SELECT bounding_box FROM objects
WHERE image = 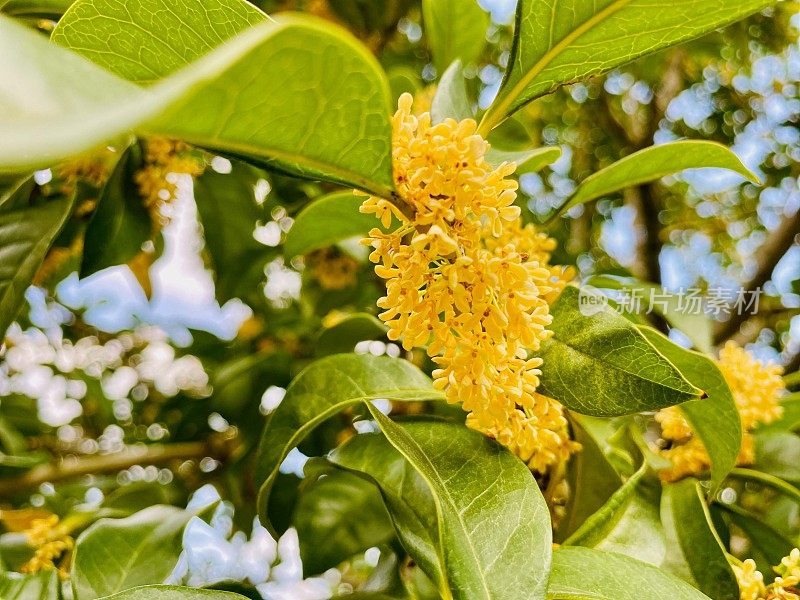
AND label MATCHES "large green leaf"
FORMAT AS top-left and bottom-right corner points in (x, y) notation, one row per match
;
(660, 479), (739, 600)
(95, 587), (246, 600)
(2, 13), (394, 195)
(422, 0), (489, 74)
(193, 162), (275, 303)
(538, 285), (702, 416)
(0, 194), (75, 337)
(564, 467), (666, 566)
(348, 413), (552, 600)
(753, 432), (800, 484)
(639, 328), (741, 493)
(719, 503), (795, 581)
(554, 415), (621, 542)
(284, 191), (381, 259)
(70, 505), (193, 600)
(255, 354), (442, 514)
(547, 547), (712, 600)
(553, 141), (757, 217)
(81, 143), (151, 277)
(479, 0), (779, 131)
(588, 275), (713, 353)
(430, 61), (472, 124)
(293, 469), (395, 574)
(330, 432), (444, 591)
(0, 571), (60, 600)
(51, 0), (264, 83)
